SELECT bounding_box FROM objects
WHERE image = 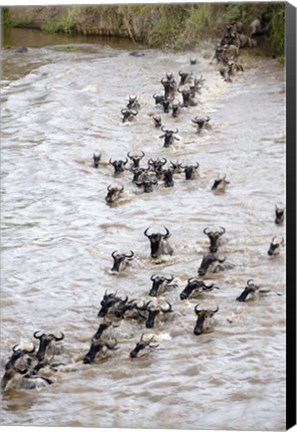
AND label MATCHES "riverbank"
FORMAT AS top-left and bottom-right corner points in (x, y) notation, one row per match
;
(3, 3), (285, 57)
